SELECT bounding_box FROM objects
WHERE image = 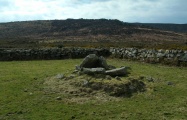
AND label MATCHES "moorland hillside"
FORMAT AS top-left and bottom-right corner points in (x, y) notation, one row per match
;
(0, 19), (186, 49)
